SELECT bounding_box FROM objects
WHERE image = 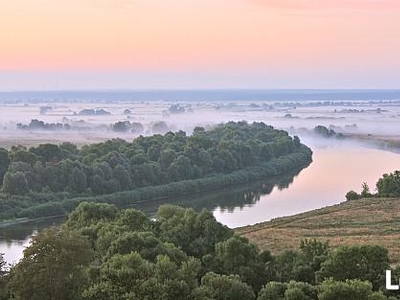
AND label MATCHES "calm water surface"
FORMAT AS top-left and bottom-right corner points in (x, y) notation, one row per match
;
(2, 141), (400, 264)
